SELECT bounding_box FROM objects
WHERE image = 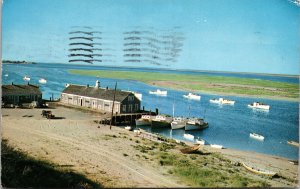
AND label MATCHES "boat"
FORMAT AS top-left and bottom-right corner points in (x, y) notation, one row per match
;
(210, 144), (223, 149)
(183, 133), (194, 140)
(249, 133), (264, 141)
(183, 93), (201, 100)
(65, 83), (70, 88)
(196, 138), (205, 145)
(39, 78), (47, 84)
(248, 102), (270, 110)
(209, 98), (235, 105)
(287, 140), (299, 147)
(149, 89), (167, 96)
(135, 115), (153, 126)
(151, 115), (172, 128)
(4, 74), (8, 77)
(185, 118), (208, 131)
(180, 145), (200, 154)
(171, 117), (187, 130)
(23, 76), (30, 81)
(241, 162), (277, 177)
